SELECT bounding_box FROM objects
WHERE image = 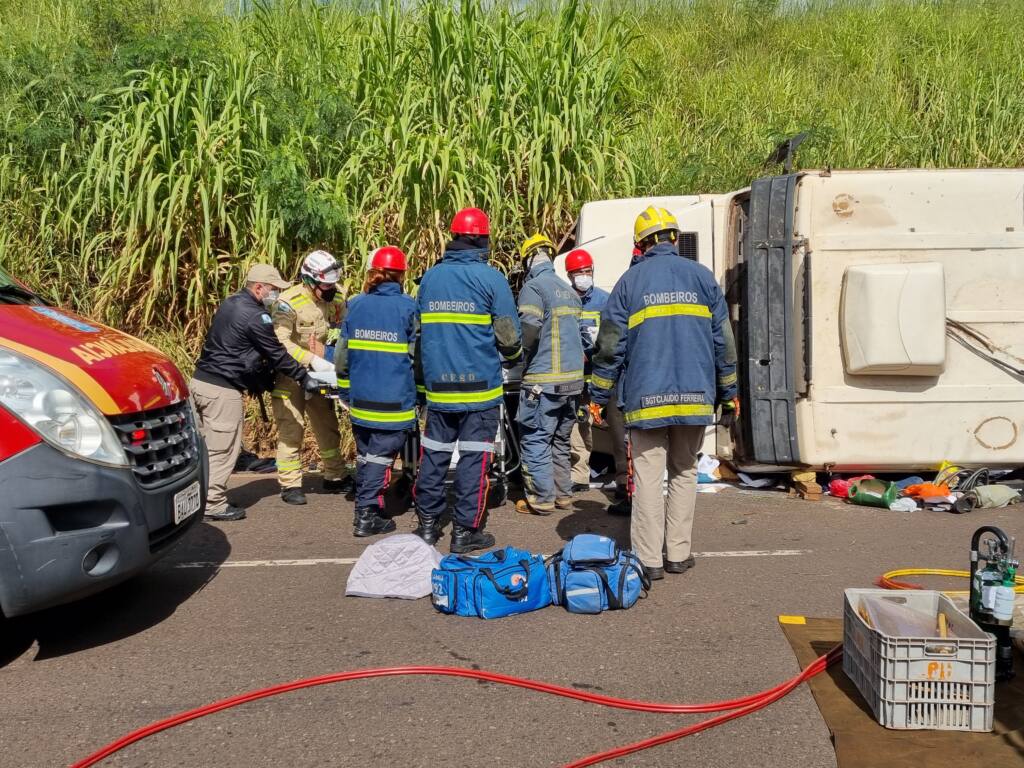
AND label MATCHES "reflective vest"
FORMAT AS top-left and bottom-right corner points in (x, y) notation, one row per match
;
(578, 285), (609, 381)
(590, 242), (737, 429)
(416, 247), (522, 412)
(518, 260), (584, 394)
(337, 282), (418, 430)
